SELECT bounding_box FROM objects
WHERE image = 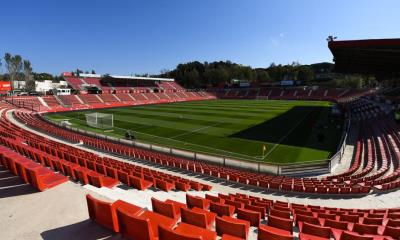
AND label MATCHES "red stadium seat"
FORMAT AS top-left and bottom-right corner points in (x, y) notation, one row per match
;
(158, 225), (203, 240)
(165, 199), (188, 215)
(129, 176), (153, 190)
(173, 222), (217, 240)
(117, 208), (159, 240)
(270, 208), (291, 219)
(209, 201), (235, 217)
(151, 197), (180, 223)
(381, 225), (400, 239)
(299, 222), (331, 240)
(338, 231), (374, 240)
(258, 224), (294, 240)
(237, 208), (261, 226)
(24, 165), (68, 191)
(181, 207), (216, 230)
(351, 223), (379, 235)
(155, 178), (175, 192)
(267, 215), (294, 234)
(205, 194), (223, 203)
(215, 216), (249, 240)
(186, 194), (210, 210)
(136, 210), (176, 238)
(86, 194), (119, 232)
